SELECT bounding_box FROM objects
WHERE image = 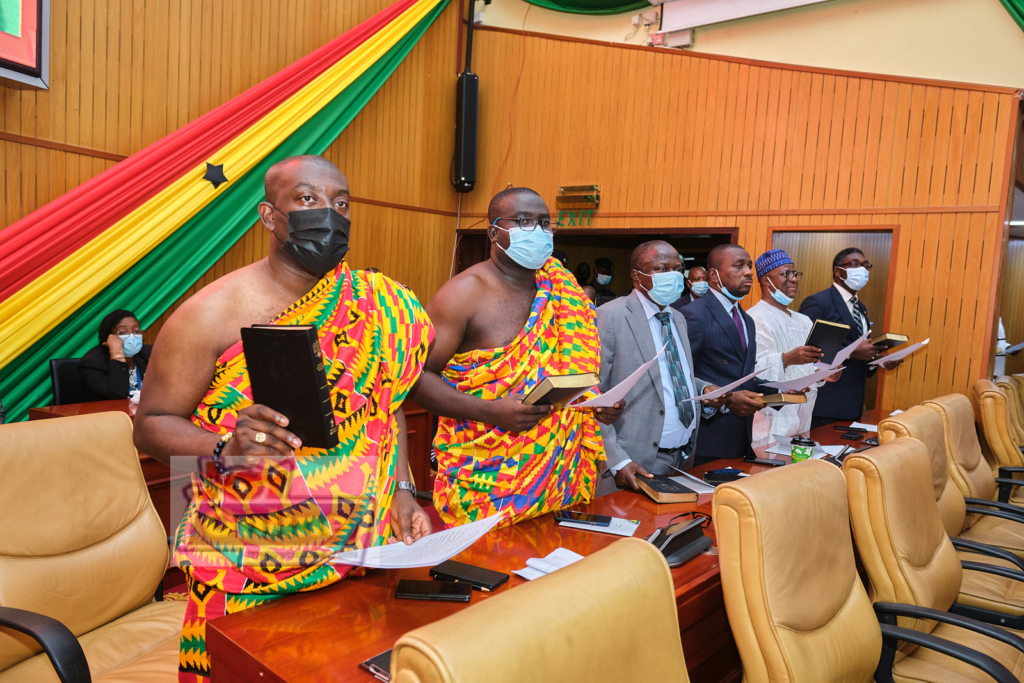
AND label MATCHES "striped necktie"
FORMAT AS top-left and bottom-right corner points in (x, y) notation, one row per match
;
(850, 296), (864, 336)
(654, 311), (695, 426)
